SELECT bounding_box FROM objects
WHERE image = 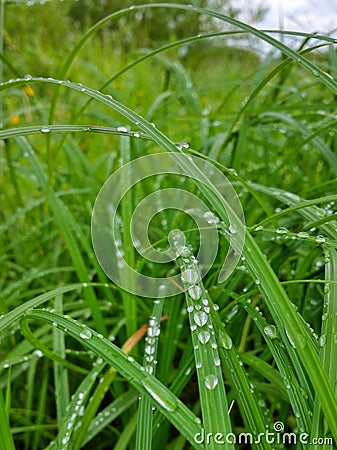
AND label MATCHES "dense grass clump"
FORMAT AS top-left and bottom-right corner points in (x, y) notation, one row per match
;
(1, 3), (337, 450)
